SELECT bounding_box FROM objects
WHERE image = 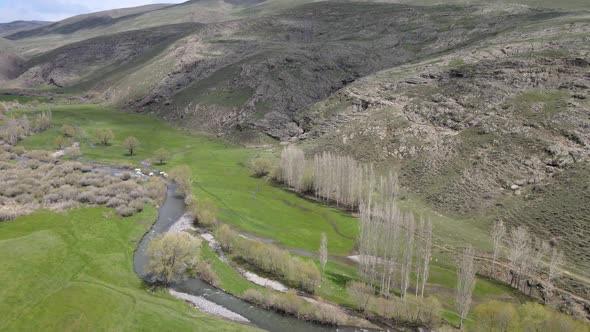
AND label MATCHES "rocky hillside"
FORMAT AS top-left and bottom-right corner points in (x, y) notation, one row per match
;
(0, 0), (589, 279)
(298, 10), (590, 273)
